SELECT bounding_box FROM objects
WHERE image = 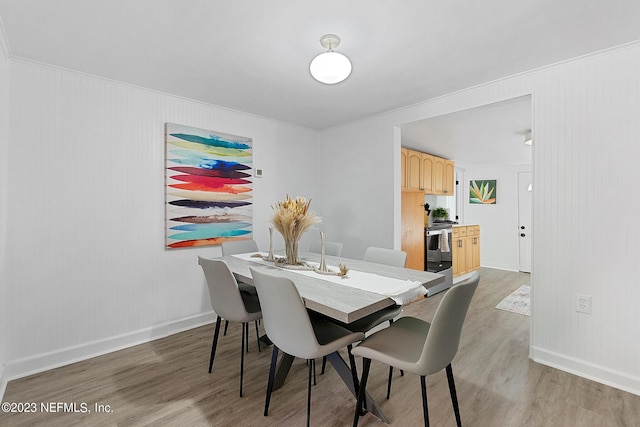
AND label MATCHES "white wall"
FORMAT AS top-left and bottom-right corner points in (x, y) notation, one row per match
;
(316, 120), (401, 259)
(3, 59), (319, 381)
(461, 164), (531, 271)
(0, 21), (10, 397)
(318, 41), (640, 395)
